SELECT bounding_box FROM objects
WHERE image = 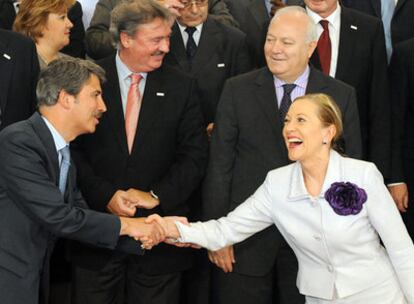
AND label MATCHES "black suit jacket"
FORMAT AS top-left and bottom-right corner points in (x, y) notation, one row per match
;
(0, 112), (120, 304)
(0, 29), (39, 130)
(0, 0), (15, 29)
(389, 38), (414, 183)
(61, 1), (86, 58)
(70, 56), (209, 273)
(310, 6), (391, 178)
(202, 66), (362, 276)
(164, 18), (252, 124)
(224, 0), (268, 67)
(340, 0), (381, 17)
(391, 0), (414, 46)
